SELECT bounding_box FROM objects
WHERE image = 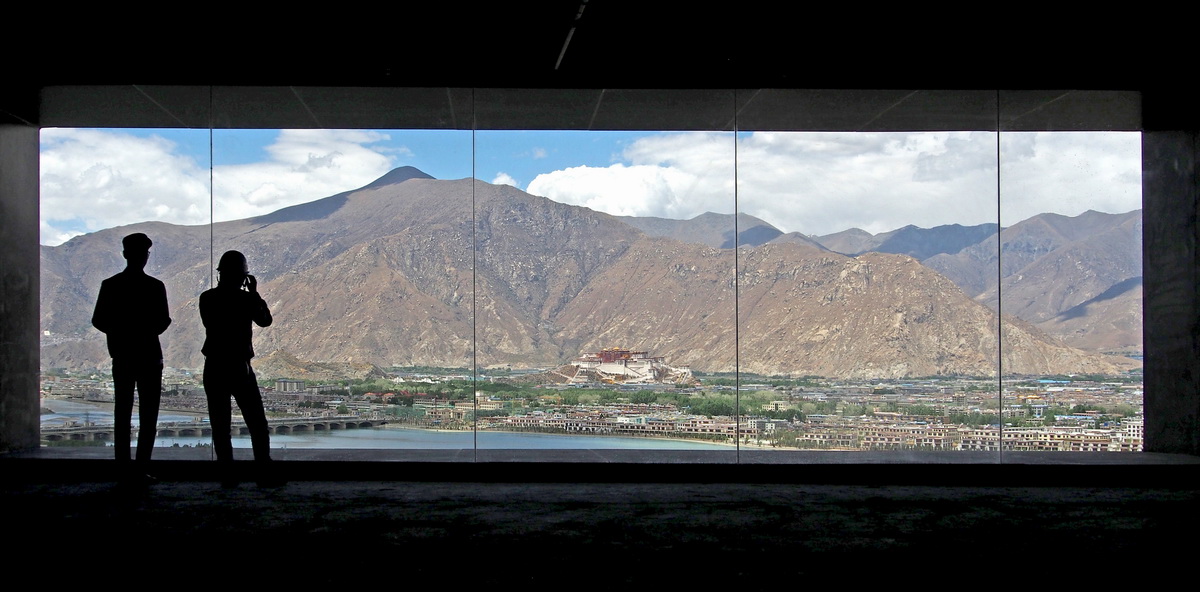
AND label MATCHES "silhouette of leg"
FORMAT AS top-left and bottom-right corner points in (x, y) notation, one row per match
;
(111, 358), (134, 463)
(134, 362), (163, 464)
(235, 370), (271, 462)
(203, 360), (235, 464)
(234, 365), (283, 486)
